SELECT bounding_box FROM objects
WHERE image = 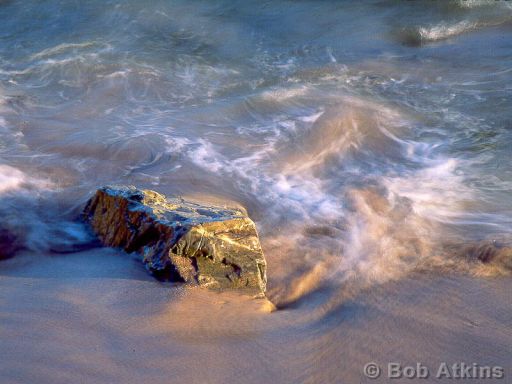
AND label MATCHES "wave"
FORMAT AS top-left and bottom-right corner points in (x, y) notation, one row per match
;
(418, 20), (478, 42)
(393, 0), (512, 46)
(397, 20), (488, 46)
(454, 0), (512, 9)
(0, 164), (47, 193)
(0, 164), (93, 256)
(156, 90), (496, 305)
(29, 41), (100, 60)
